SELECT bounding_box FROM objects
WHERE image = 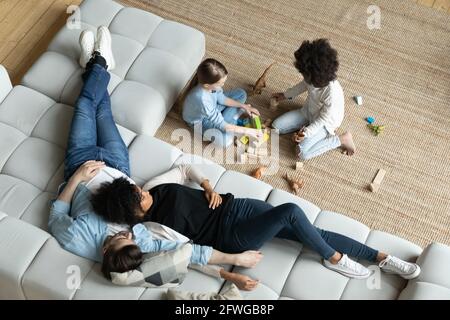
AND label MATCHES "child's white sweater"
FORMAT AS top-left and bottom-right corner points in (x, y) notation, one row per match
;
(285, 80), (345, 138)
